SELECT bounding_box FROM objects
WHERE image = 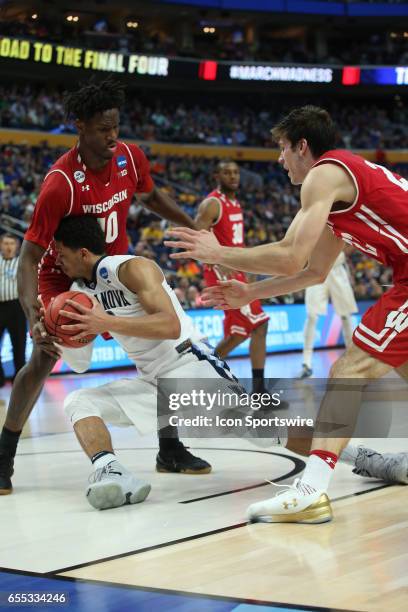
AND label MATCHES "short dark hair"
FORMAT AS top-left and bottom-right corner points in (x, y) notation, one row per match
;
(54, 216), (105, 254)
(64, 77), (125, 121)
(271, 105), (336, 157)
(216, 159), (239, 172)
(1, 233), (18, 241)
